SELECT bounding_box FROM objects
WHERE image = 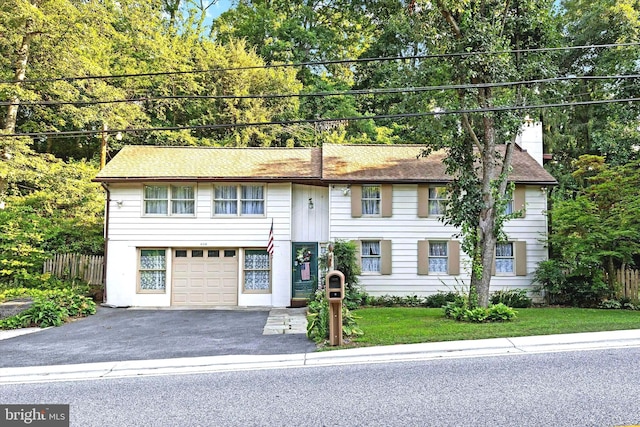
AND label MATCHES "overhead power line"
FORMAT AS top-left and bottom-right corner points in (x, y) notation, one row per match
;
(1, 97), (637, 139)
(2, 74), (638, 107)
(0, 42), (638, 85)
